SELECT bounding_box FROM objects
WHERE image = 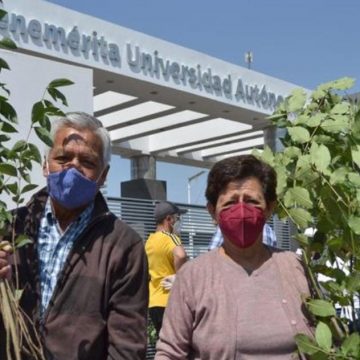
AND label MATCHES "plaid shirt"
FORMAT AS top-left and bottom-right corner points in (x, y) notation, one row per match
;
(37, 199), (94, 316)
(208, 223), (277, 250)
